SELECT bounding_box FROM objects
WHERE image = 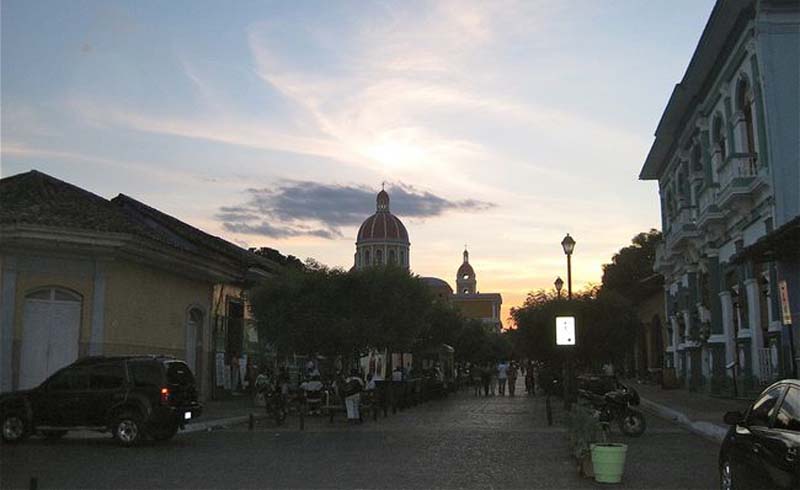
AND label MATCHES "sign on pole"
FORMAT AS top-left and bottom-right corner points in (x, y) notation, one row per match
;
(779, 280), (793, 325)
(556, 316), (576, 346)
